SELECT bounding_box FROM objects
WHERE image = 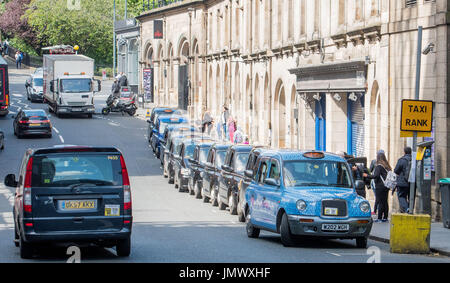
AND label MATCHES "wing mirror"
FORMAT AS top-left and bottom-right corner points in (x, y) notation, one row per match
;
(4, 174), (18, 187)
(264, 178), (280, 187)
(221, 165), (232, 172)
(244, 170), (253, 178)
